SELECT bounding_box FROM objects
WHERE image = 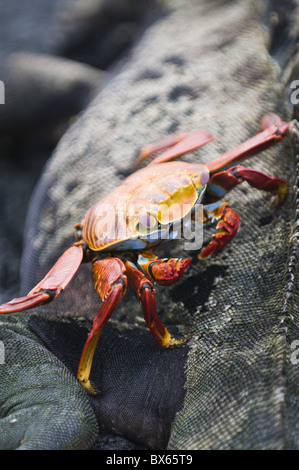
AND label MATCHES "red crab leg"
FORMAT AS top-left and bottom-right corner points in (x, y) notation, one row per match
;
(0, 244), (84, 313)
(208, 166), (288, 206)
(134, 129), (214, 168)
(199, 202), (240, 259)
(77, 257), (127, 395)
(206, 114), (290, 175)
(125, 260), (185, 347)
